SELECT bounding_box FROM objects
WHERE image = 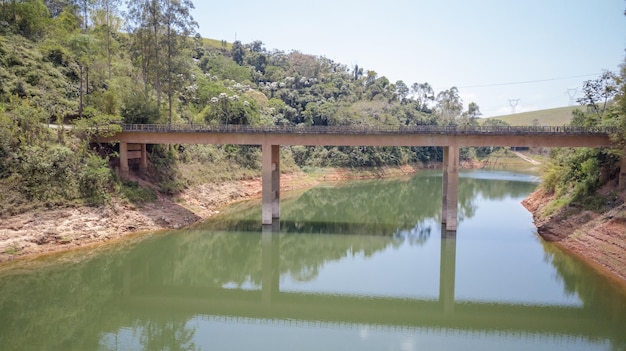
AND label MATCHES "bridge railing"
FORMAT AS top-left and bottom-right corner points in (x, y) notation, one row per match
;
(120, 124), (617, 135)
